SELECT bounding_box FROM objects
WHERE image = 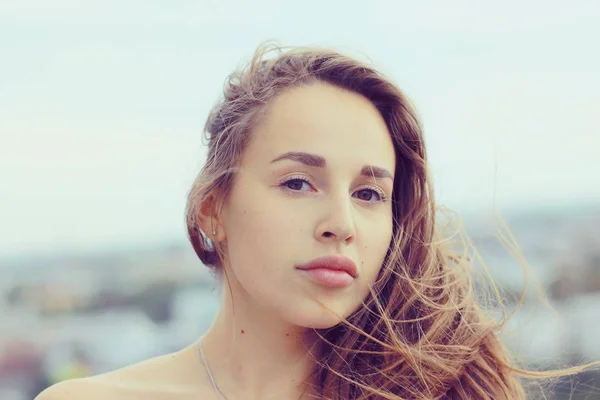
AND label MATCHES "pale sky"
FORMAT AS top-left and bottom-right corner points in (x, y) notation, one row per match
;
(1, 1), (599, 257)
